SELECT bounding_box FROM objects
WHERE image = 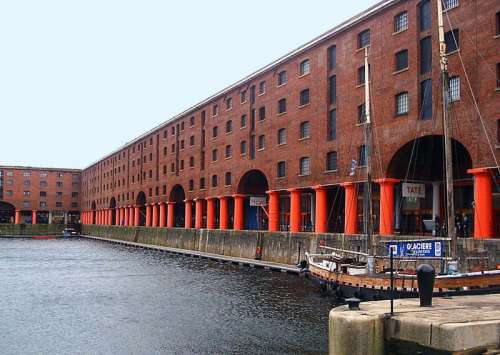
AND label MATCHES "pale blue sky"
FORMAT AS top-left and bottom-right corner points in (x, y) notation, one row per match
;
(0, 0), (380, 169)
